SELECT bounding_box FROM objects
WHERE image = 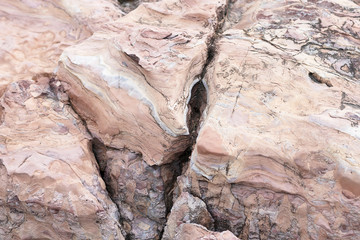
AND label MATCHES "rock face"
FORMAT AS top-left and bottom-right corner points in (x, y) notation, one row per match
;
(0, 0), (121, 94)
(173, 223), (240, 240)
(58, 0), (227, 166)
(0, 77), (124, 239)
(186, 0), (360, 239)
(162, 192), (214, 240)
(1, 0), (360, 239)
